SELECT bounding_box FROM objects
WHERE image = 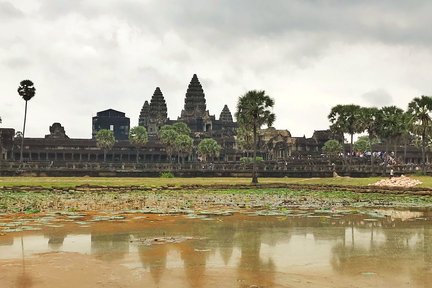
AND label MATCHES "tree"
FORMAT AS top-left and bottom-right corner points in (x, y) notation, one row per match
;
(328, 104), (363, 161)
(353, 136), (371, 154)
(377, 106), (405, 166)
(172, 122), (191, 136)
(96, 129), (115, 162)
(175, 134), (193, 164)
(159, 125), (179, 163)
(407, 96), (432, 169)
(198, 138), (221, 162)
(235, 90), (275, 184)
(323, 139), (343, 160)
(129, 126), (148, 163)
(359, 107), (381, 165)
(236, 126), (254, 156)
(17, 80), (36, 162)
